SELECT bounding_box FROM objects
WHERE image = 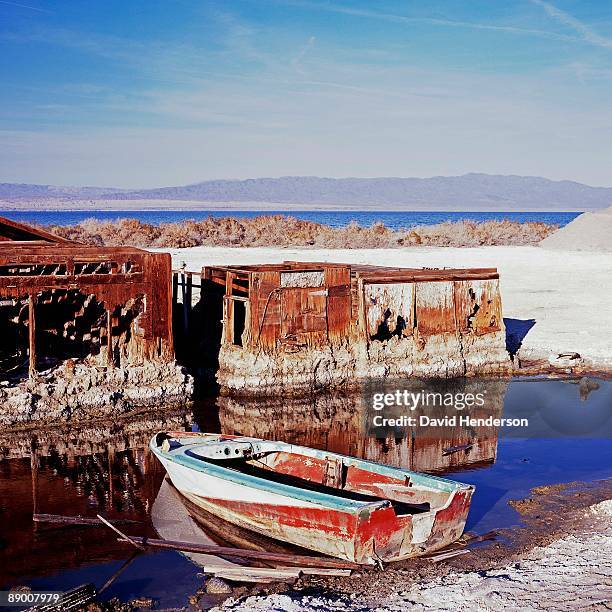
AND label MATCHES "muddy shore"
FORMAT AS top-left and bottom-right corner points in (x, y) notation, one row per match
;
(210, 479), (612, 611)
